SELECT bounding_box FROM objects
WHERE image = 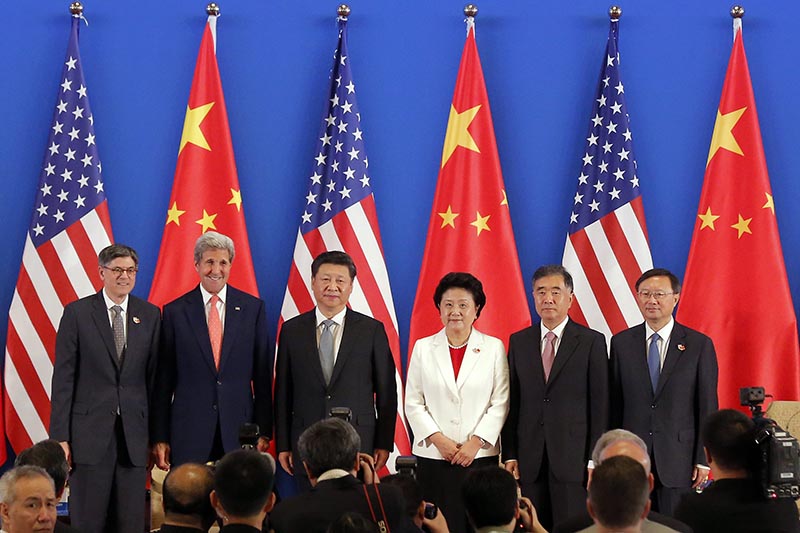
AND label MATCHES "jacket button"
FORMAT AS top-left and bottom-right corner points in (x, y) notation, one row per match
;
(212, 405), (218, 411)
(650, 404), (656, 409)
(217, 380), (222, 385)
(326, 395), (332, 400)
